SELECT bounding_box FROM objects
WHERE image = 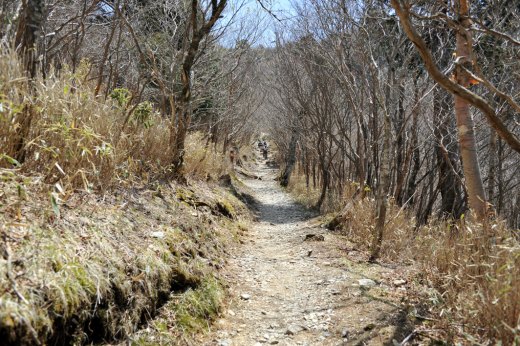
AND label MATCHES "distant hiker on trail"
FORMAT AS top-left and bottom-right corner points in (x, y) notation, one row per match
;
(229, 147), (236, 165)
(261, 140), (268, 159)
